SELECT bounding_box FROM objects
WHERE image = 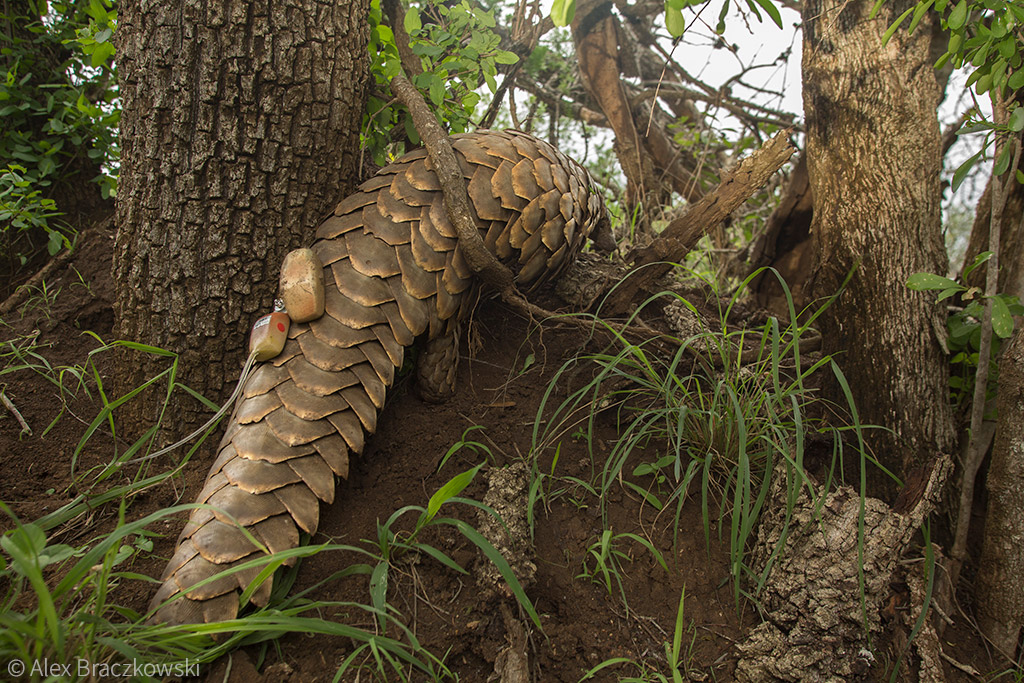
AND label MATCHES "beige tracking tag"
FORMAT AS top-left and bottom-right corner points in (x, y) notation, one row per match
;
(280, 248), (325, 323)
(249, 311), (290, 361)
